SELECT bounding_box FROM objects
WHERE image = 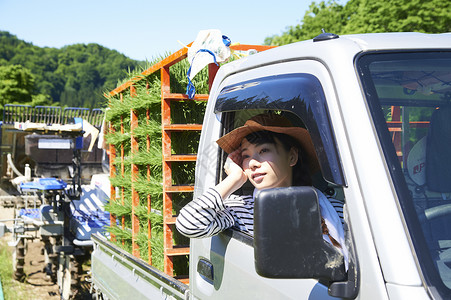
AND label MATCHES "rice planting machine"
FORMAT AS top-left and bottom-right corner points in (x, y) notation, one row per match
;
(0, 104), (110, 300)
